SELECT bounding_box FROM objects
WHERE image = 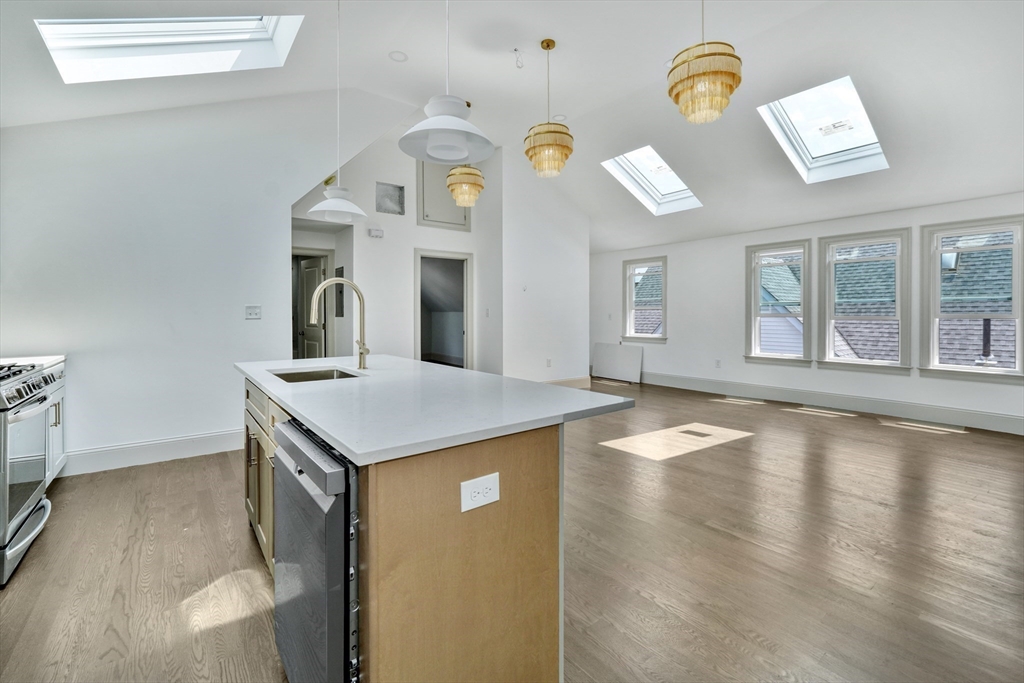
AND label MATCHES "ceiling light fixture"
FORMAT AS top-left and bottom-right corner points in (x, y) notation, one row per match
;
(667, 0), (742, 124)
(388, 50), (408, 62)
(398, 0), (494, 165)
(308, 1), (367, 224)
(524, 39), (574, 178)
(552, 114), (567, 122)
(446, 166), (484, 207)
